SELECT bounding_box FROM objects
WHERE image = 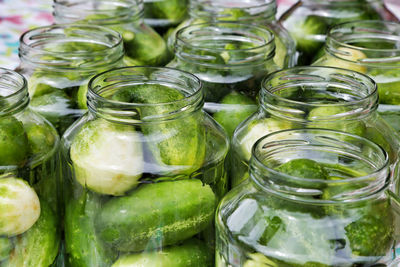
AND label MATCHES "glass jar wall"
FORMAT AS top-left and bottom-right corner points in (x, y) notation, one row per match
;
(169, 22), (278, 137)
(60, 67), (229, 266)
(217, 128), (400, 266)
(53, 0), (170, 66)
(17, 24), (124, 134)
(279, 0), (398, 65)
(313, 20), (400, 133)
(0, 68), (60, 266)
(167, 0), (296, 68)
(231, 66), (400, 188)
